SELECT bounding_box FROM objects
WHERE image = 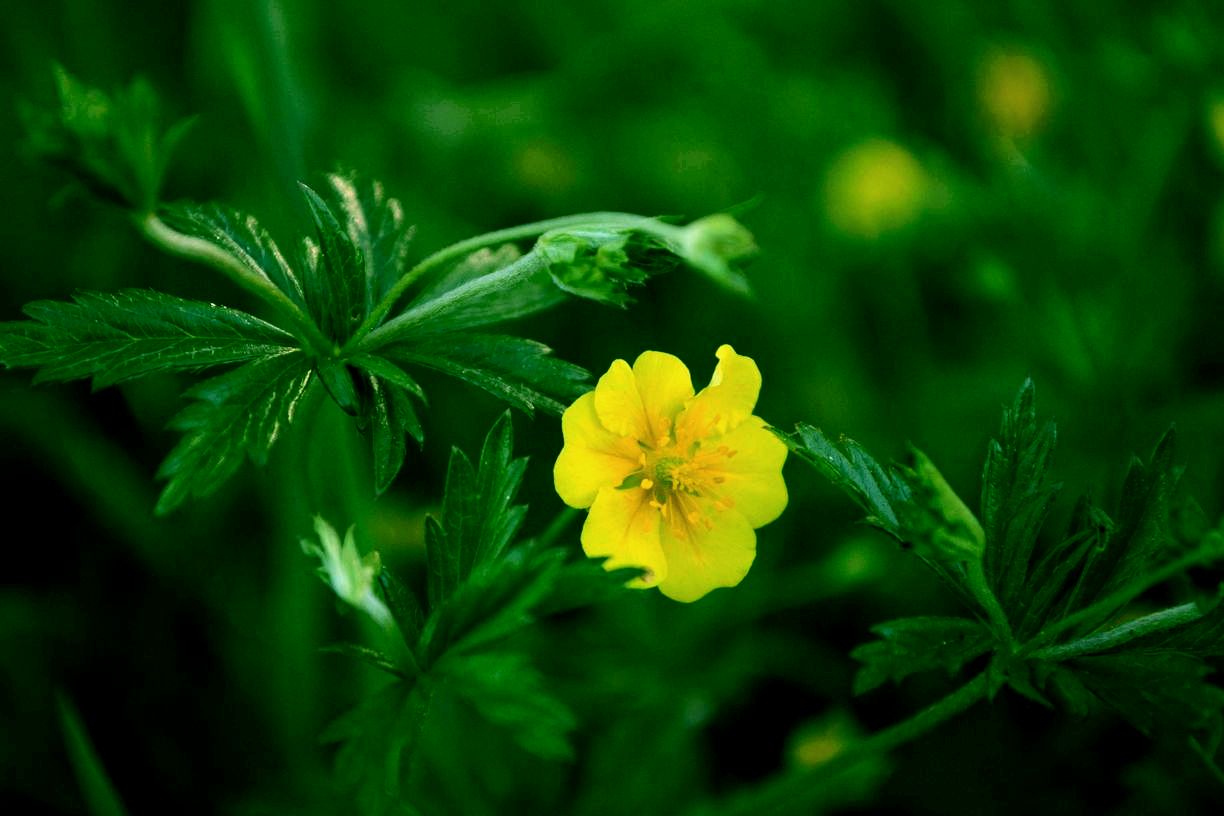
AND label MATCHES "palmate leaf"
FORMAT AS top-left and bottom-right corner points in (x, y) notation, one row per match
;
(441, 652), (576, 760)
(324, 173), (415, 307)
(851, 617), (992, 695)
(155, 350), (313, 513)
(0, 289), (295, 387)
